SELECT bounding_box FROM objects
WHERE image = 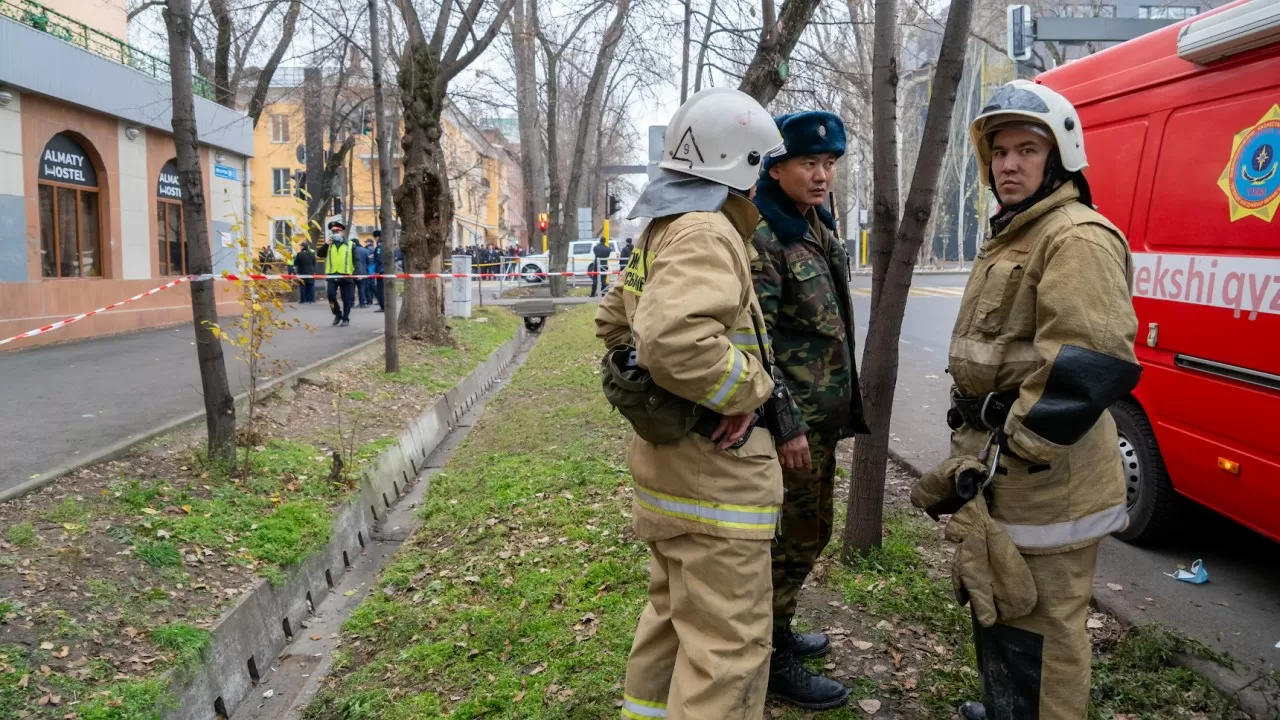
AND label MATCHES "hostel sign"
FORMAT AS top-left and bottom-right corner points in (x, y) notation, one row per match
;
(39, 134), (97, 188)
(157, 160), (182, 200)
